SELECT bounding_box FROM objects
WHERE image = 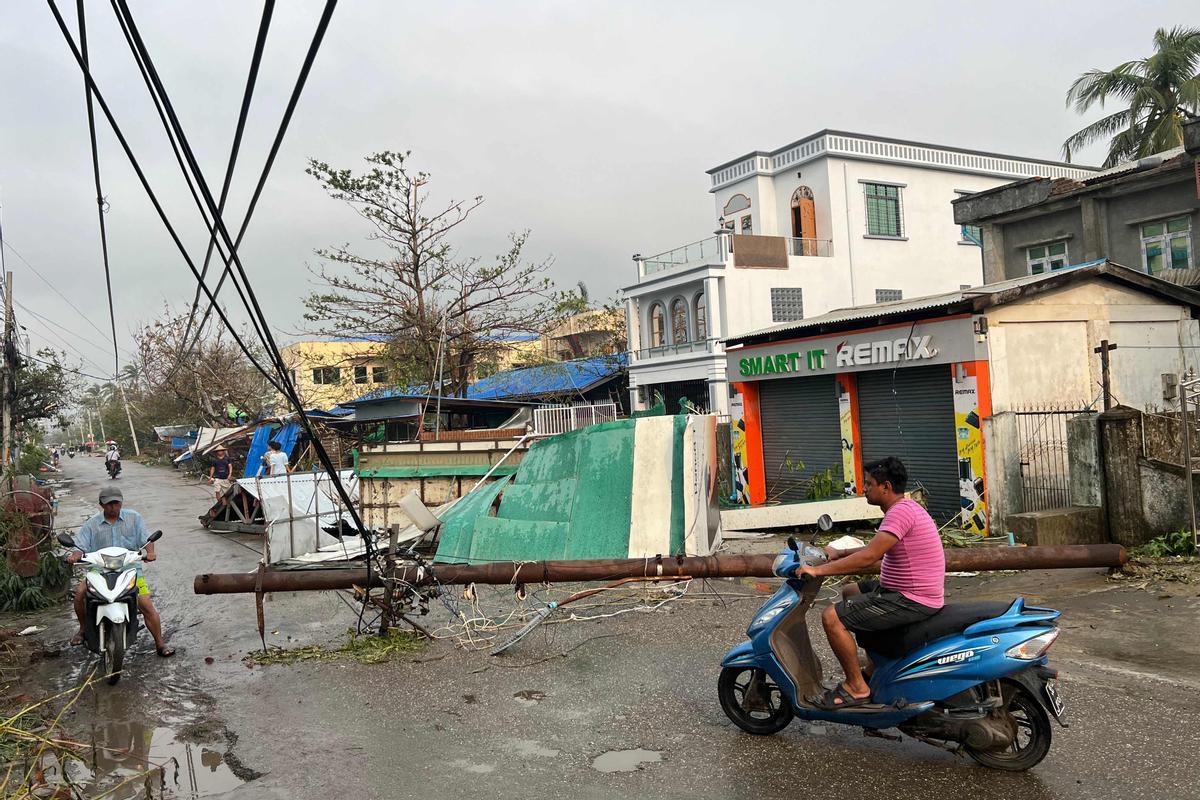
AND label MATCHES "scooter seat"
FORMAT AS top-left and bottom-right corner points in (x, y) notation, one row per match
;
(858, 601), (1012, 659)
